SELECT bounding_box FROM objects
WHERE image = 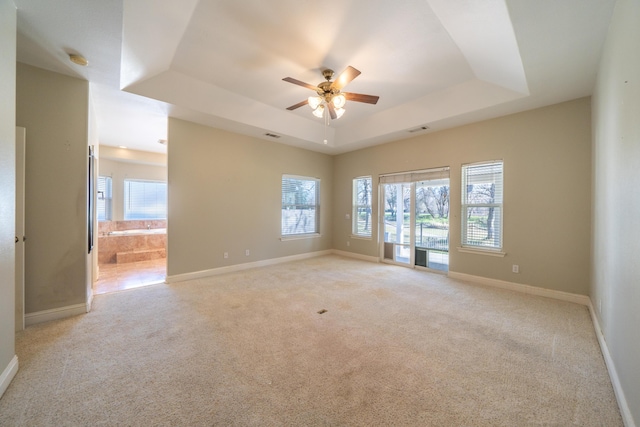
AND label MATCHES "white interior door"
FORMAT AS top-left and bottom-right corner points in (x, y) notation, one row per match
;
(15, 127), (25, 332)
